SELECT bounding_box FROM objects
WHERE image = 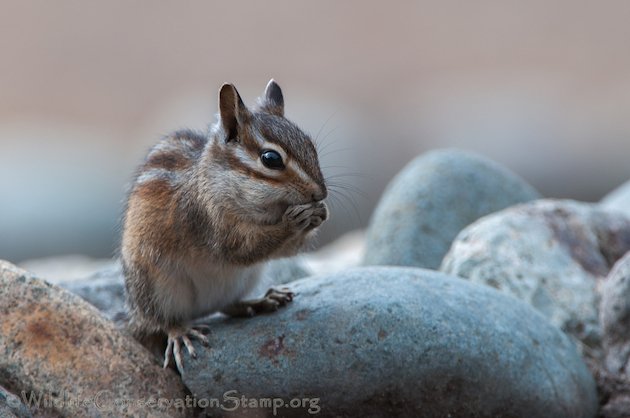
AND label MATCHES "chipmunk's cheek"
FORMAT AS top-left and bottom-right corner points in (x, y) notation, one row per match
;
(264, 201), (288, 223)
